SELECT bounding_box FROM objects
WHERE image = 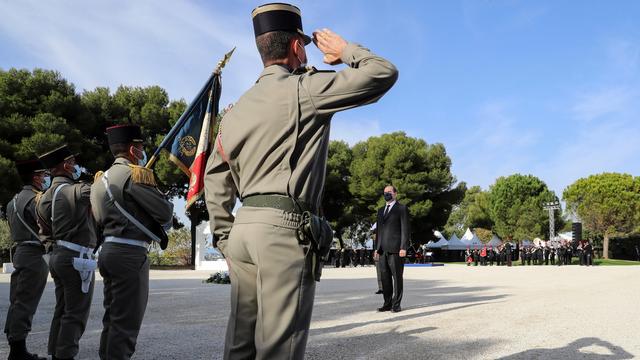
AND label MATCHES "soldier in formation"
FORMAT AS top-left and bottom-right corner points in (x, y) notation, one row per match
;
(4, 159), (50, 360)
